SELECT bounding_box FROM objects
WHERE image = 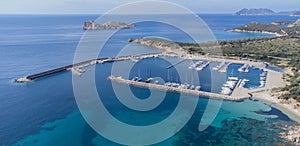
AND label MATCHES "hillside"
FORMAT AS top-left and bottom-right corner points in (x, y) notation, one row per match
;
(128, 38), (182, 51)
(130, 36), (300, 102)
(178, 36), (300, 102)
(232, 22), (300, 37)
(232, 22), (286, 36)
